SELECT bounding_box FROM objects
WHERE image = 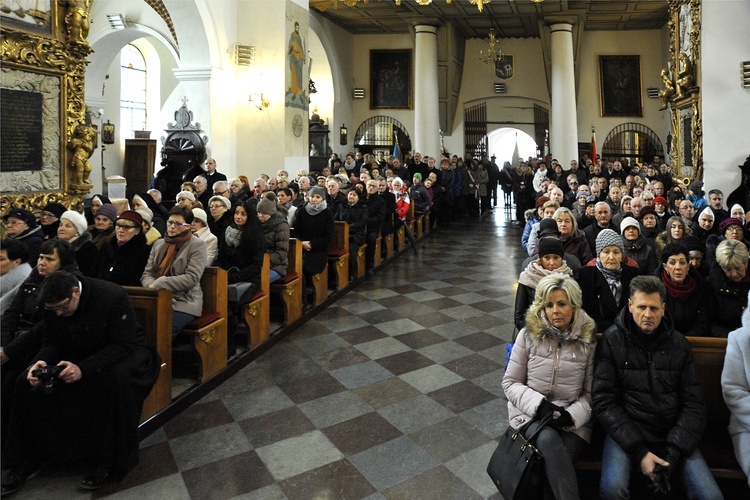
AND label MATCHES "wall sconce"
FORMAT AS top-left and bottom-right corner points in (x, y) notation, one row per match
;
(249, 92), (269, 110)
(340, 124), (348, 145)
